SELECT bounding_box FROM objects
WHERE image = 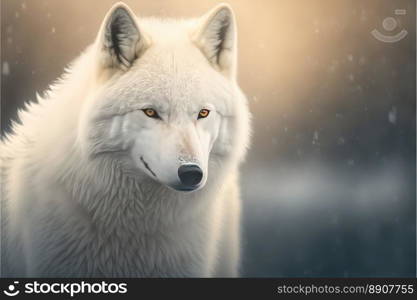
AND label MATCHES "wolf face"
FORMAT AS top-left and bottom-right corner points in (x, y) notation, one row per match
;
(79, 3), (242, 192)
